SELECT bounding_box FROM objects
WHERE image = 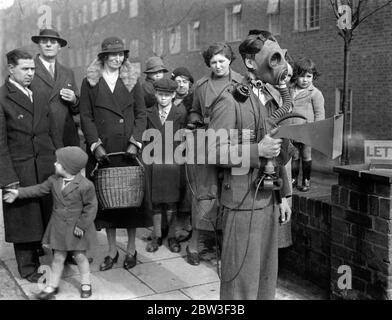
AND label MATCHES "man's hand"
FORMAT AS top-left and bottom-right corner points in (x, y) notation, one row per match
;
(3, 189), (19, 203)
(74, 226), (84, 238)
(60, 88), (77, 104)
(258, 134), (282, 158)
(279, 197), (292, 224)
(94, 145), (110, 165)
